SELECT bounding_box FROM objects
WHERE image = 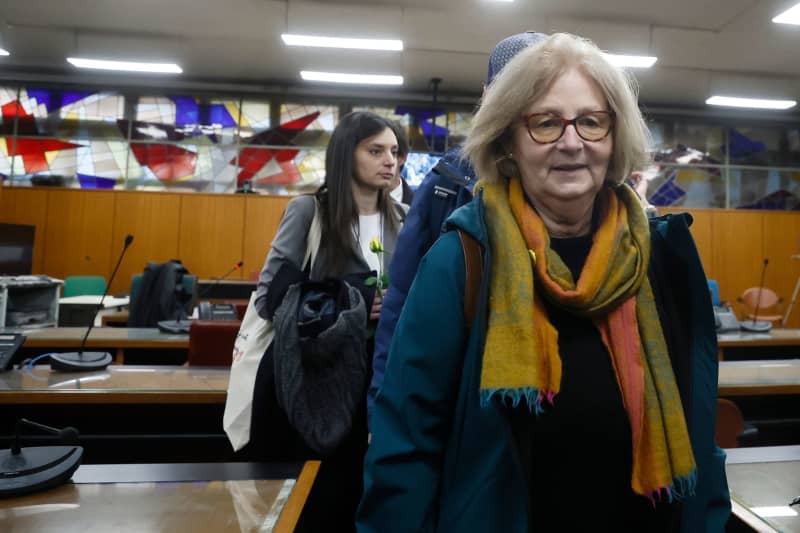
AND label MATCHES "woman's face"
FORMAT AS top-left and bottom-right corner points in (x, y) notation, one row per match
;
(511, 67), (613, 208)
(352, 127), (398, 192)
